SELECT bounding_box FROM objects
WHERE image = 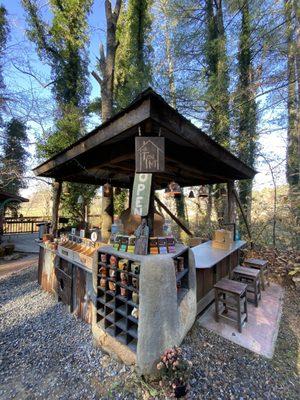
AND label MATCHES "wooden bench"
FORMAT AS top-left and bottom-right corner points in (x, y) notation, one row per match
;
(214, 278), (248, 333)
(233, 265), (261, 307)
(244, 258), (269, 290)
